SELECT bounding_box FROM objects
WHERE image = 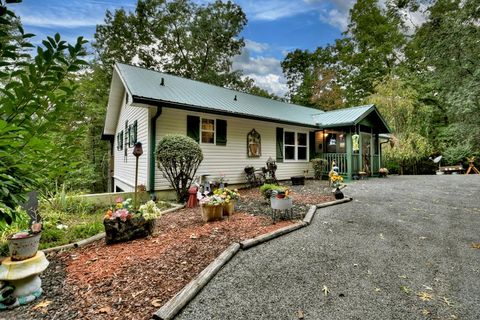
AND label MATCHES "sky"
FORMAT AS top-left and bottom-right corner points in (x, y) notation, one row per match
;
(10, 0), (358, 96)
